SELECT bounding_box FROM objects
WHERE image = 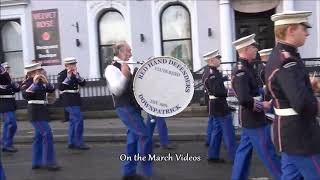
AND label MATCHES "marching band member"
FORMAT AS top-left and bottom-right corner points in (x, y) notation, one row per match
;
(0, 162), (4, 180)
(258, 49), (275, 116)
(266, 11), (320, 179)
(146, 115), (175, 150)
(231, 34), (281, 180)
(202, 57), (214, 147)
(0, 62), (20, 153)
(202, 50), (237, 163)
(105, 41), (152, 180)
(57, 57), (89, 150)
(0, 63), (7, 179)
(257, 49), (273, 99)
(21, 63), (60, 171)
